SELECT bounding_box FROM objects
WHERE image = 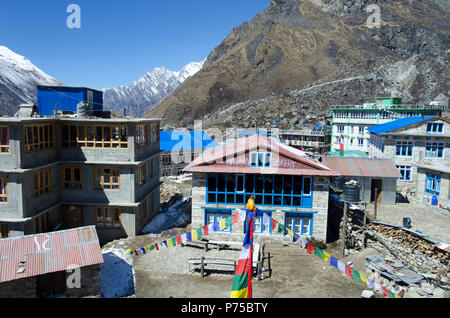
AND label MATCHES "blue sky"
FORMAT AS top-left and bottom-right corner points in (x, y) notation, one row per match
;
(0, 0), (269, 89)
